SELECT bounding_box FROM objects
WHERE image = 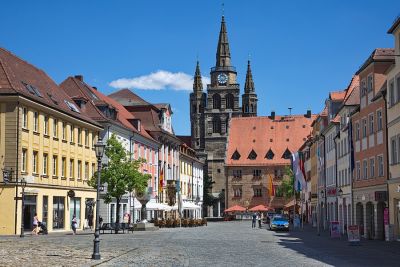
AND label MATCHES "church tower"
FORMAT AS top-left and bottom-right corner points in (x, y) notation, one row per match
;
(242, 60), (258, 117)
(190, 61), (206, 153)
